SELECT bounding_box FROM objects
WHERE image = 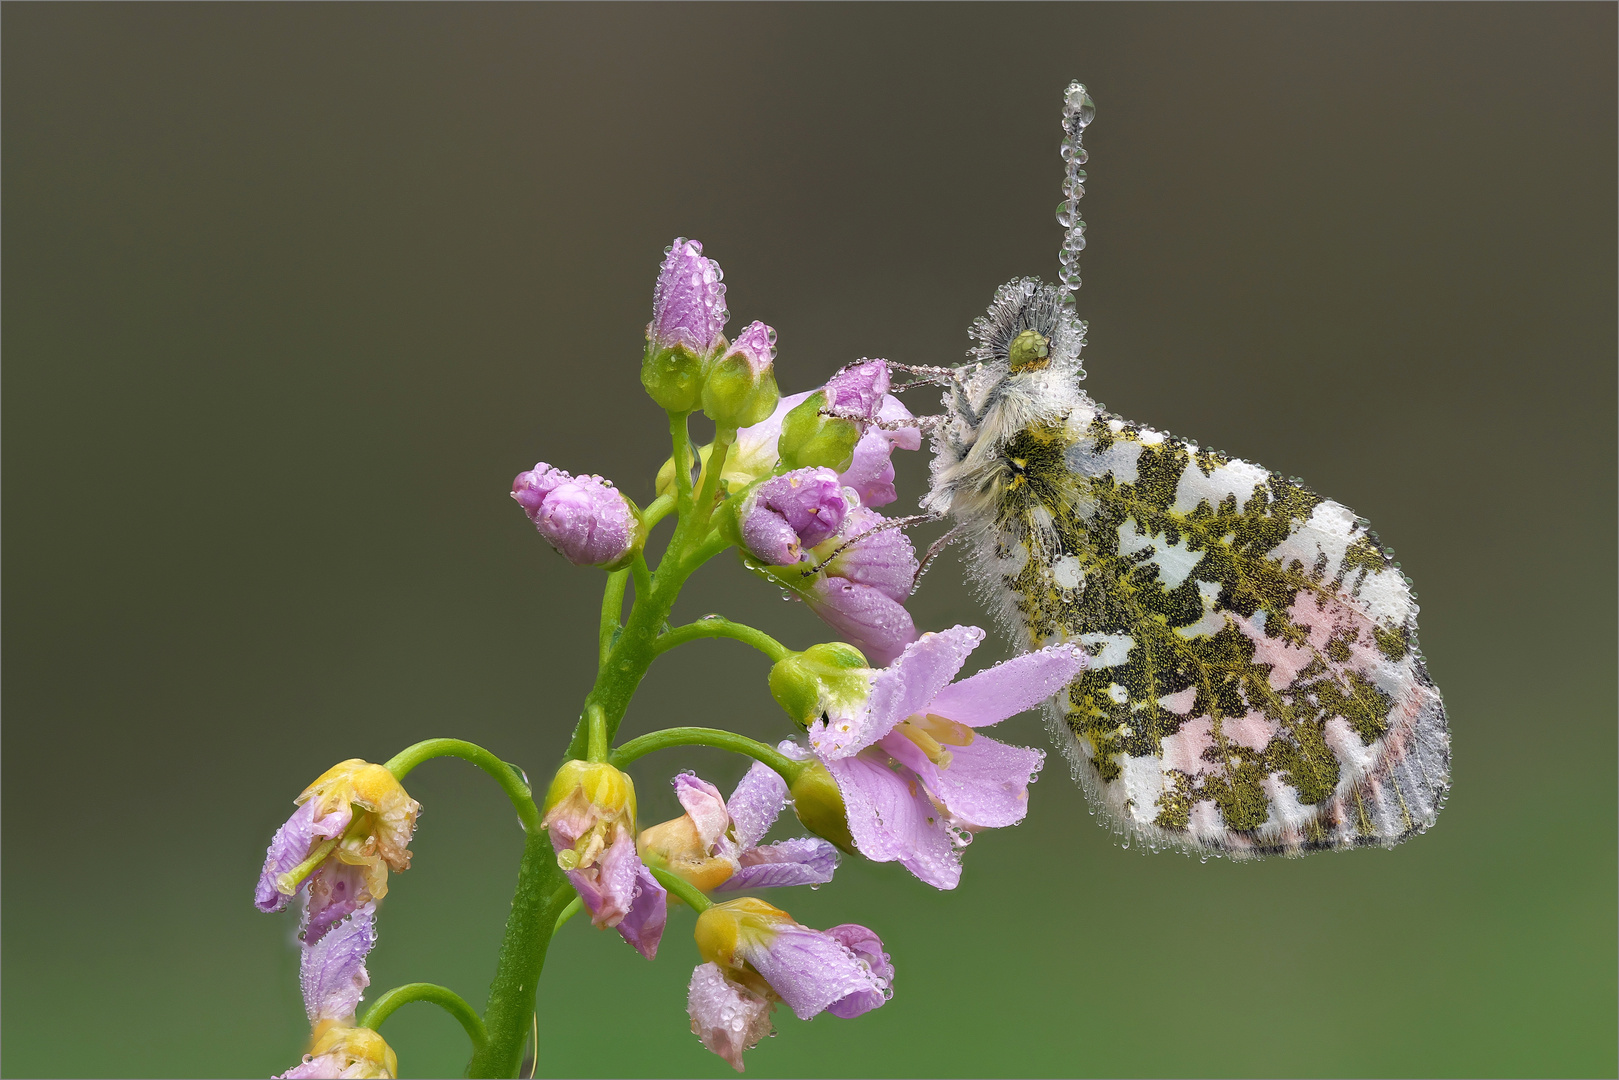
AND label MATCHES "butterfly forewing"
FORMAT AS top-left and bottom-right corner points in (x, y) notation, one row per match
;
(987, 404), (1449, 857)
